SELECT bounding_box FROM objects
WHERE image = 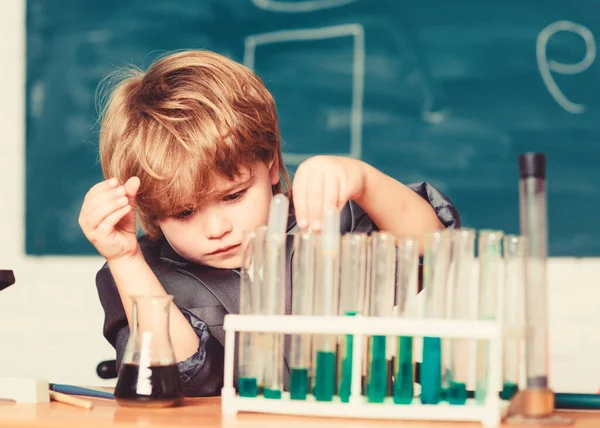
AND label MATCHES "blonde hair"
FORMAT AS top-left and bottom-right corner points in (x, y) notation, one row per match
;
(98, 50), (290, 239)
